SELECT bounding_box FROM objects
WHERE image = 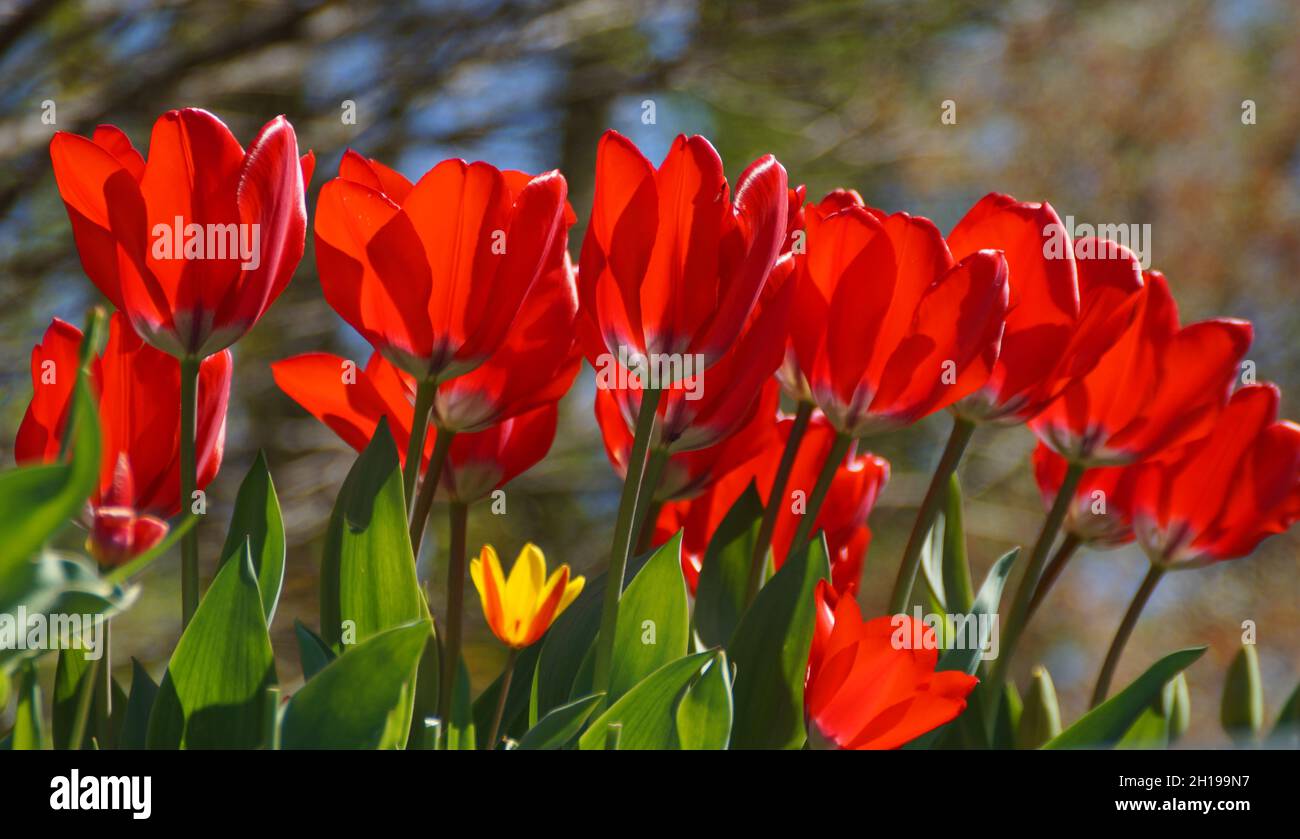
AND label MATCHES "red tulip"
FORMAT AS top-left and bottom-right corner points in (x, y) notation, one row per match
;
(578, 130), (789, 370)
(654, 411), (889, 596)
(15, 315), (231, 564)
(1032, 443), (1136, 548)
(49, 109), (313, 358)
(1130, 384), (1300, 566)
(790, 191), (1010, 437)
(272, 351), (558, 503)
(315, 151), (570, 383)
(805, 581), (978, 750)
(1030, 271), (1252, 465)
